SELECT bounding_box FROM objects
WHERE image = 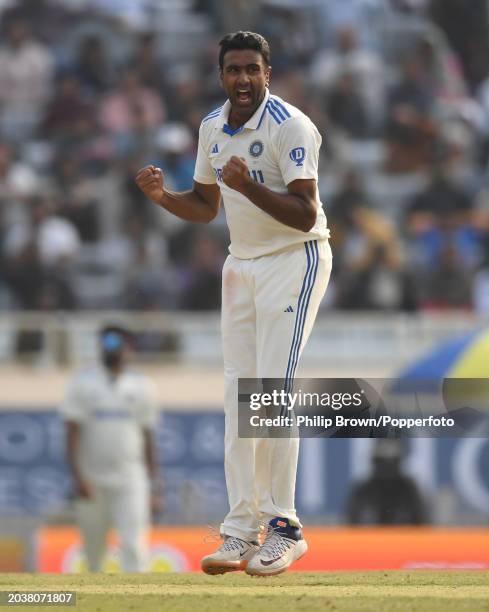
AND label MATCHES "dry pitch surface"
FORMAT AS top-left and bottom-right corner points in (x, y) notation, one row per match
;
(1, 571), (488, 612)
